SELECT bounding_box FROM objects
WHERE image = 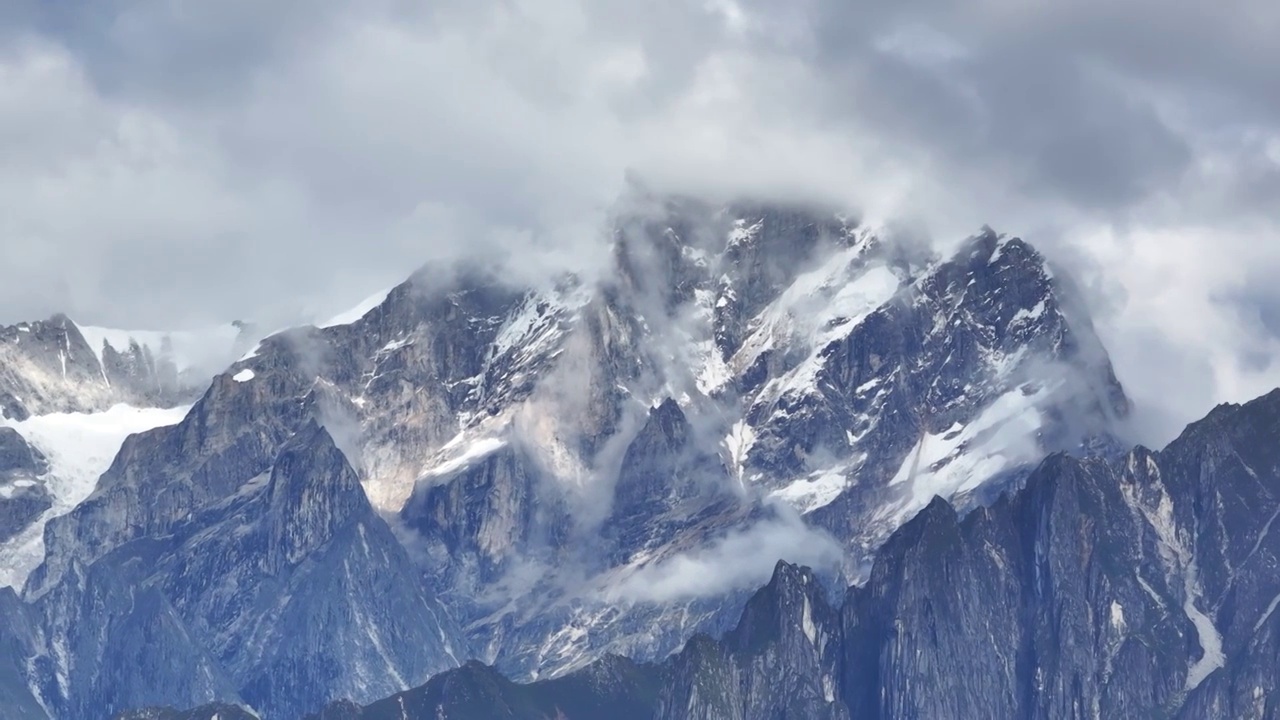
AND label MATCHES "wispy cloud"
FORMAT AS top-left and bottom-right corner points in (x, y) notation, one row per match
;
(1, 0), (1278, 440)
(604, 508), (844, 604)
